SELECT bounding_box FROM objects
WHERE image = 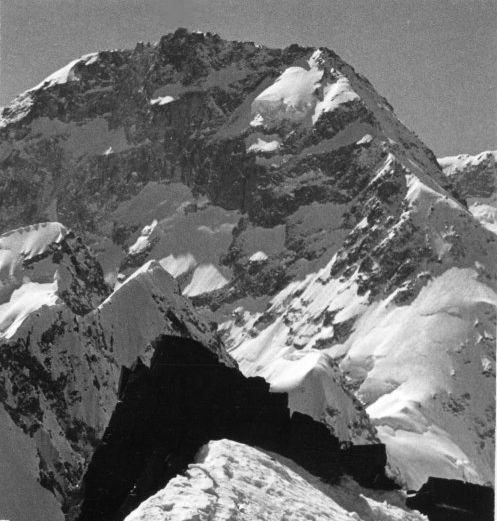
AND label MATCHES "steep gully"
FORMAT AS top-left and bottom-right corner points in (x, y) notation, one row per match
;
(74, 335), (493, 521)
